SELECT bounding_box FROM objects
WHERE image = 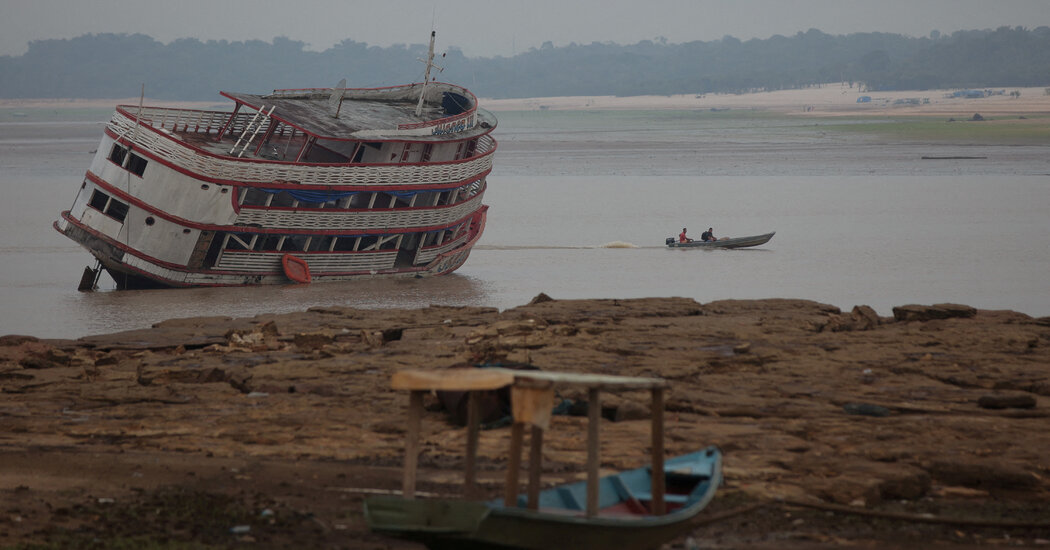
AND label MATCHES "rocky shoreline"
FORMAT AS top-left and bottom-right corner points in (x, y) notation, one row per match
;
(2, 297), (1048, 548)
